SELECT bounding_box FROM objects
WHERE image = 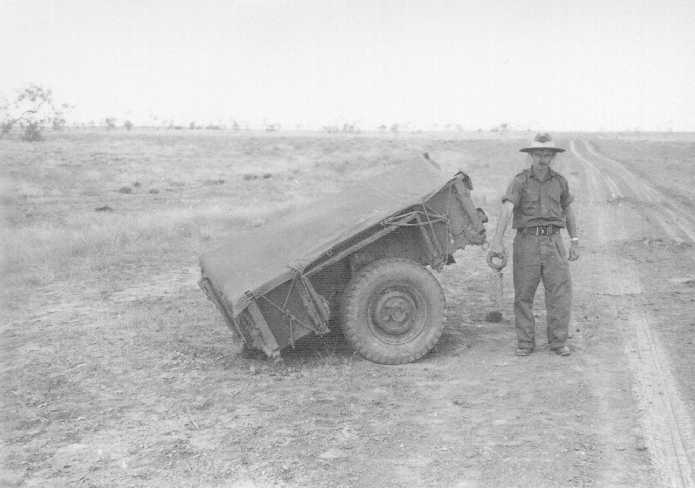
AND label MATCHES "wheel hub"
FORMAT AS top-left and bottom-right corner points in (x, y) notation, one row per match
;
(372, 290), (417, 335)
